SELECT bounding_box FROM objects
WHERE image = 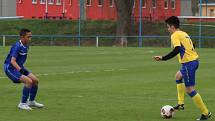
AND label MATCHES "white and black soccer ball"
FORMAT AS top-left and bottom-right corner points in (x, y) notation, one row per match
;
(160, 105), (175, 119)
